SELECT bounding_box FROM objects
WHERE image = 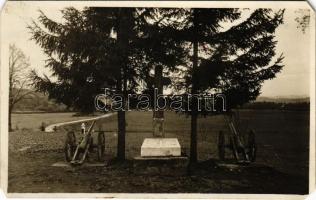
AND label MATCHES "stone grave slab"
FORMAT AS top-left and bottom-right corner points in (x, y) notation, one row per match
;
(141, 138), (181, 157)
